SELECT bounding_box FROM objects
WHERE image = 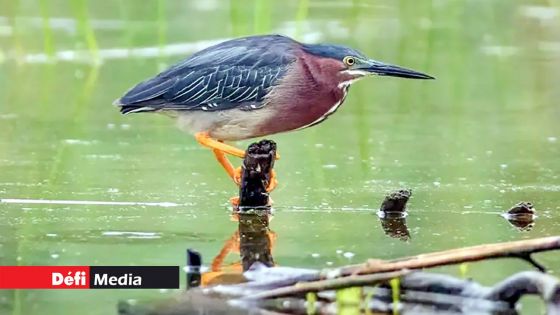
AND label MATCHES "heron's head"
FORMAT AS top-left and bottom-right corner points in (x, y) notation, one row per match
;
(302, 43), (434, 88)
